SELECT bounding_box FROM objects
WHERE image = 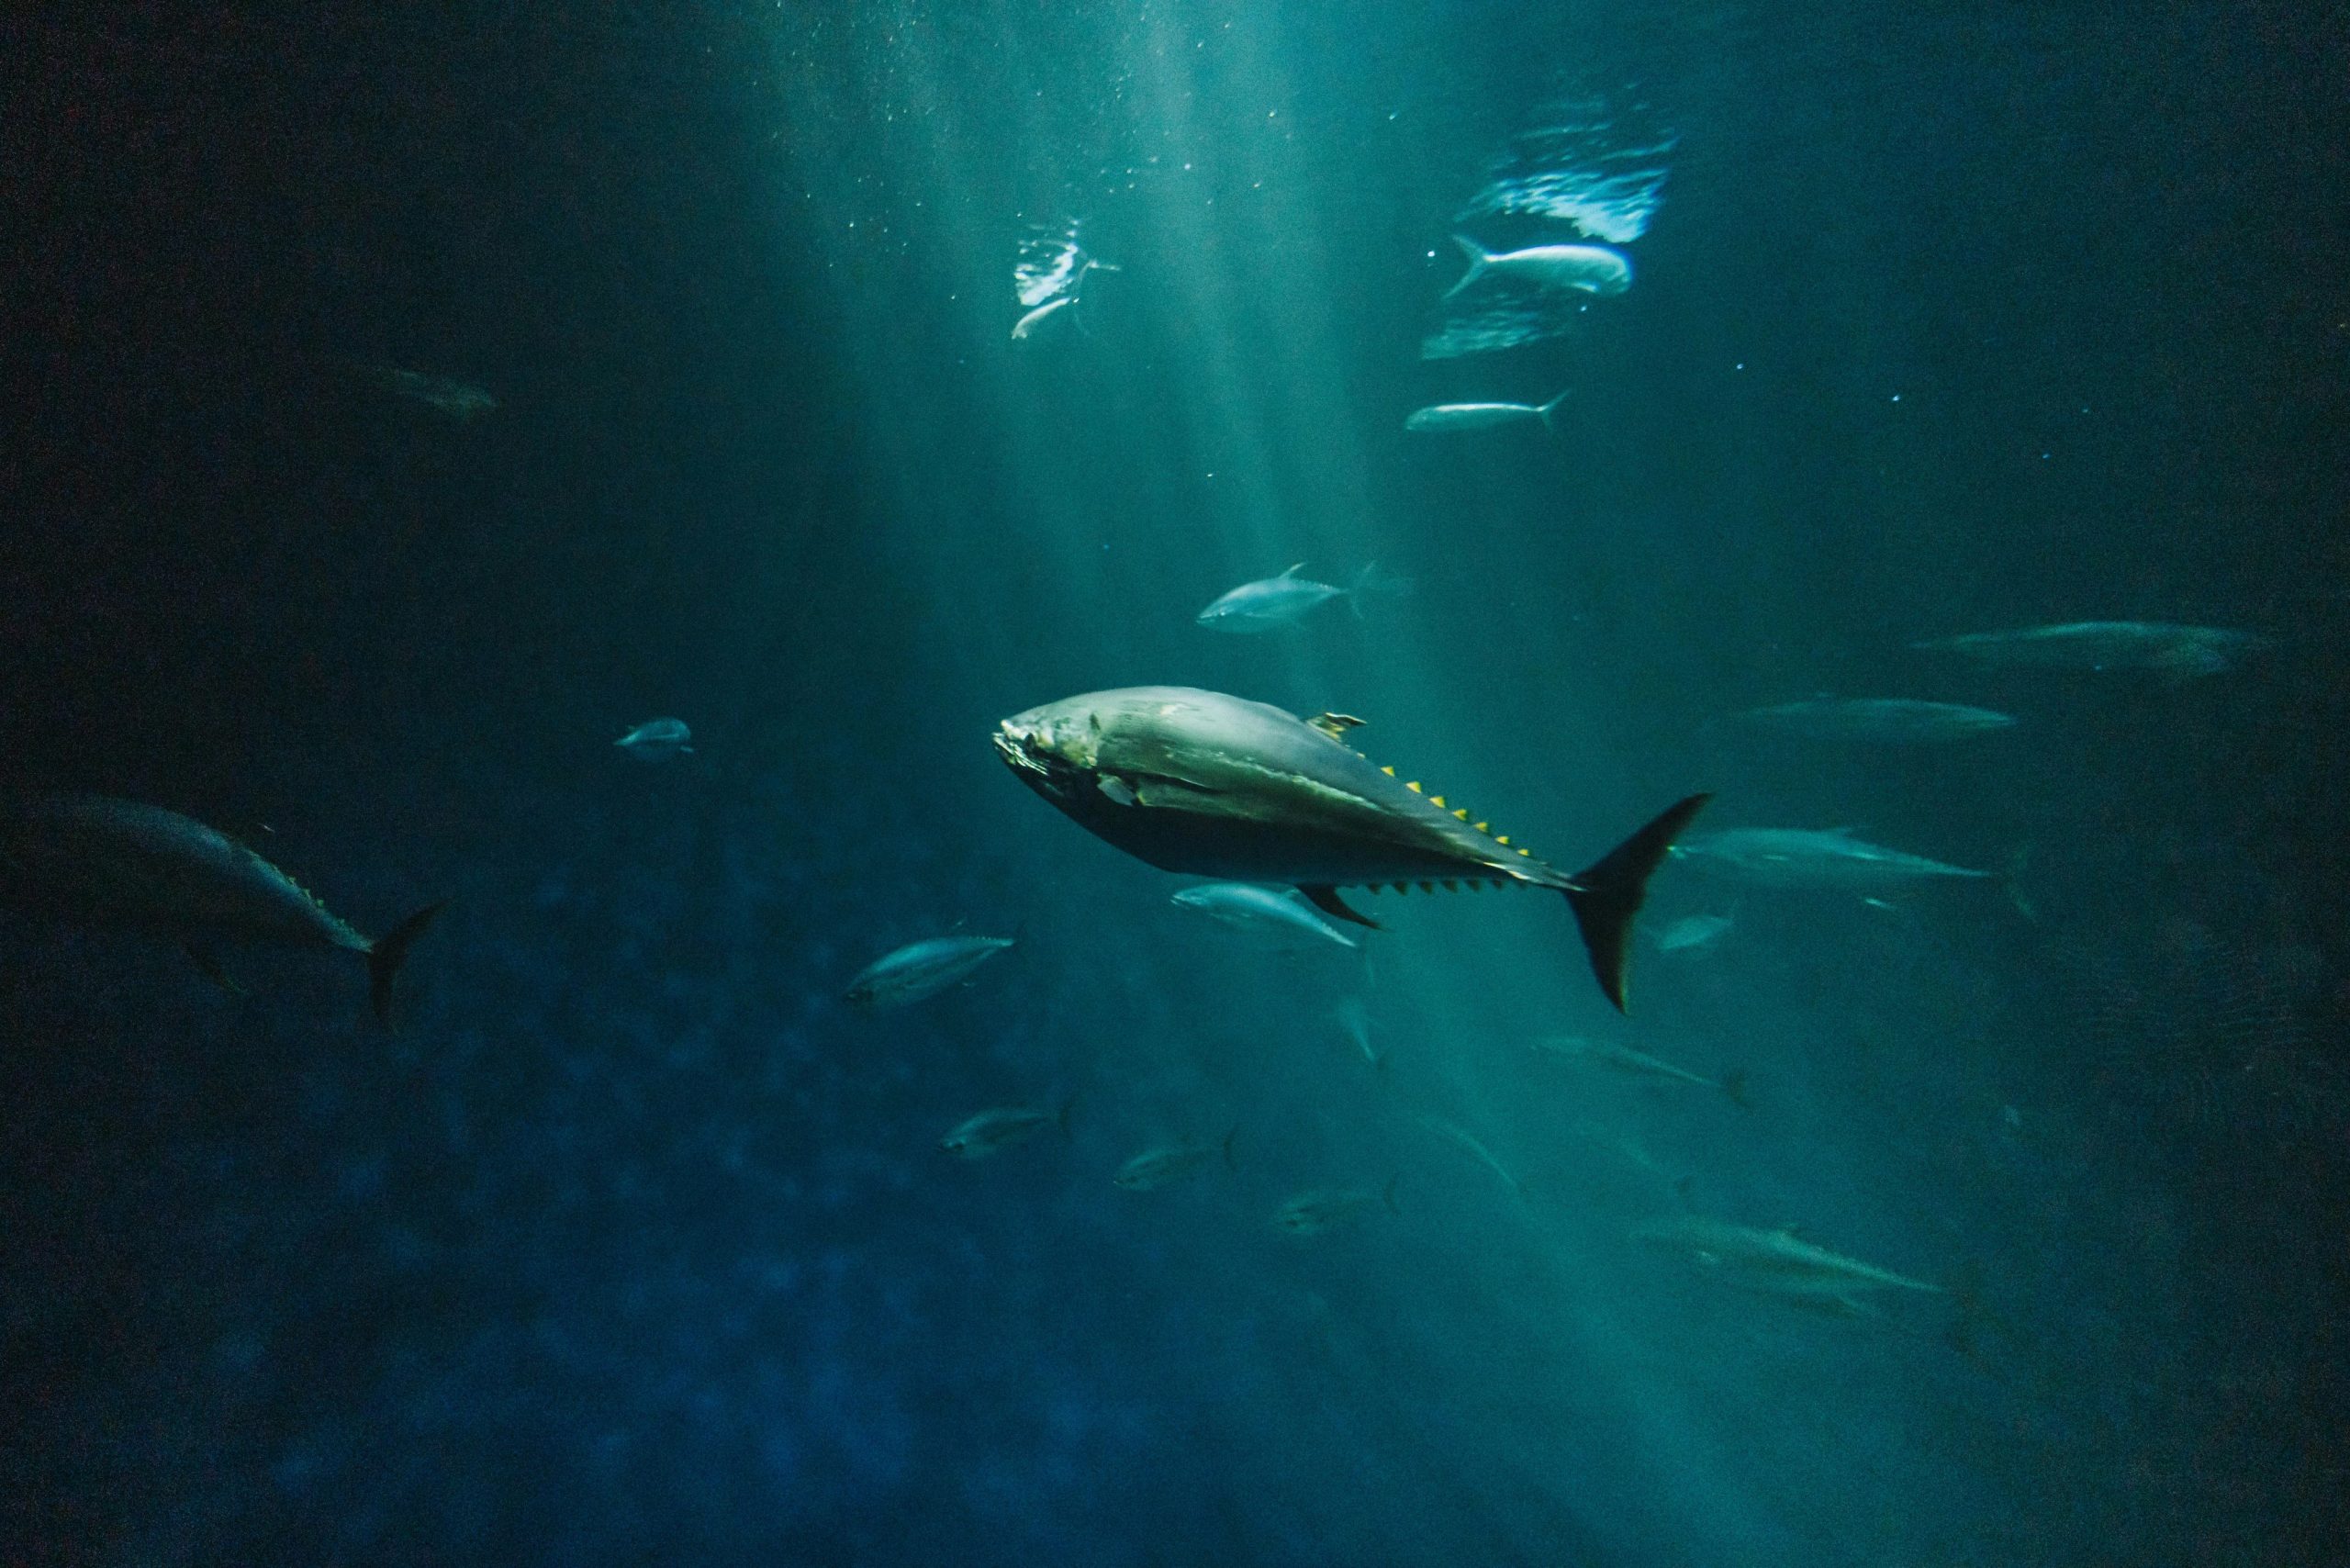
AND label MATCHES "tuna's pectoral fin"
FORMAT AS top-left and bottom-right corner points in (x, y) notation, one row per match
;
(1563, 794), (1713, 1013)
(367, 900), (448, 1025)
(184, 942), (247, 997)
(1299, 885), (1380, 930)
